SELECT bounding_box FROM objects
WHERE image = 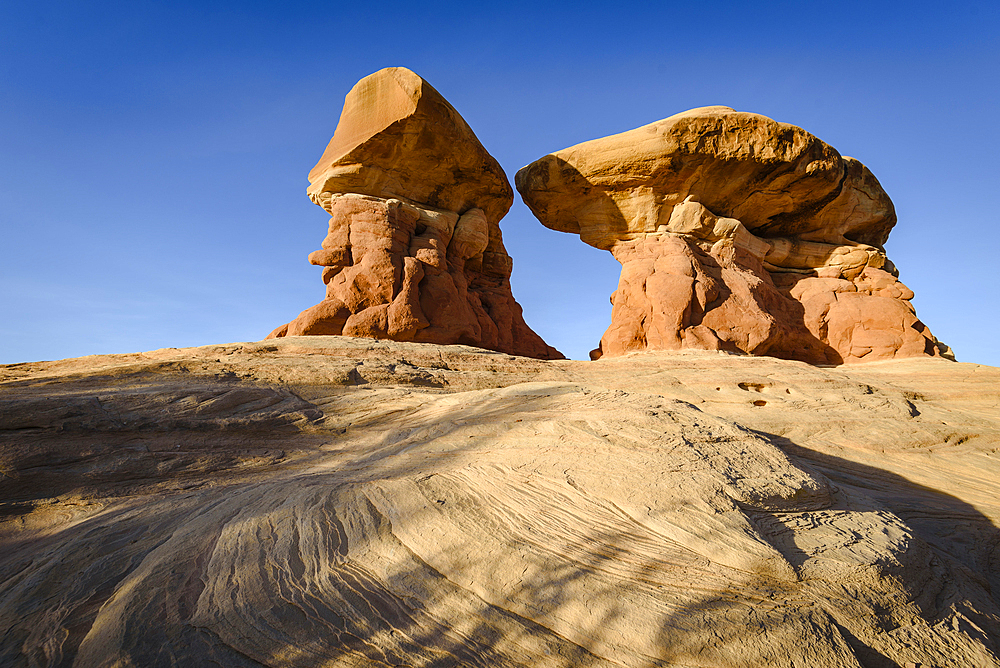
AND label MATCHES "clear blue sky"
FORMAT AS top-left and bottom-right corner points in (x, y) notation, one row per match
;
(2, 1), (998, 365)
